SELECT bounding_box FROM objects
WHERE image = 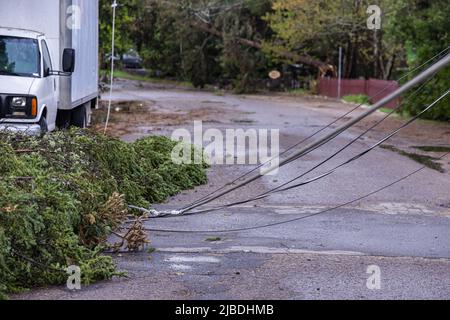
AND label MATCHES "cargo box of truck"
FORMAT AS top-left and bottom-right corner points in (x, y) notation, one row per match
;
(0, 0), (99, 133)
